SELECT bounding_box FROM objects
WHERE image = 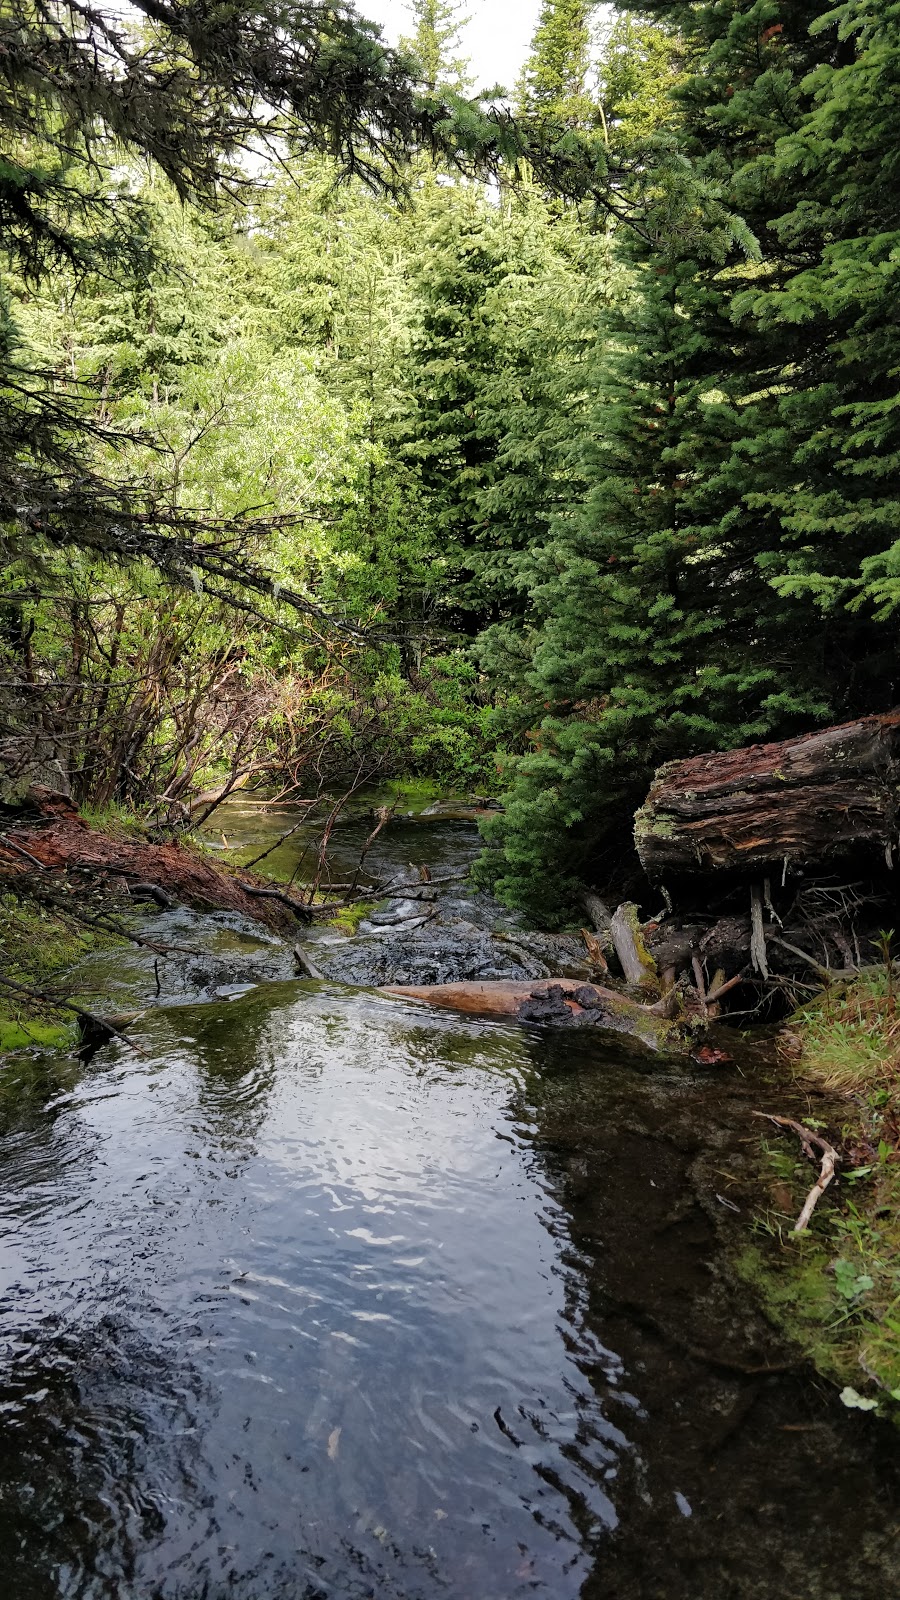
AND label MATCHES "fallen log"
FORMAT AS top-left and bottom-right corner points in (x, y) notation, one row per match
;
(382, 978), (679, 1051)
(0, 788), (300, 932)
(635, 710), (900, 881)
